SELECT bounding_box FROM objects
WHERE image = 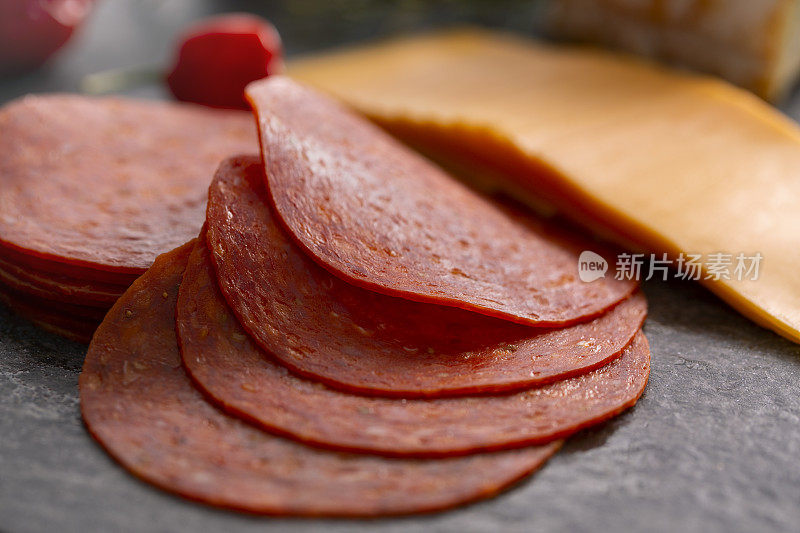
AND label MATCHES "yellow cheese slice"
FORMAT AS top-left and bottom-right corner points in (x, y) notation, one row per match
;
(289, 29), (800, 344)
